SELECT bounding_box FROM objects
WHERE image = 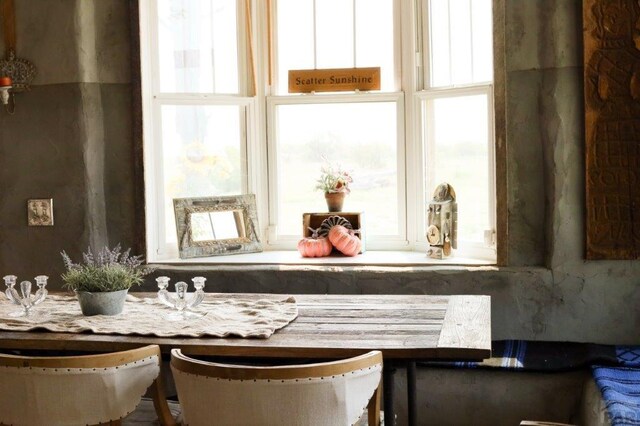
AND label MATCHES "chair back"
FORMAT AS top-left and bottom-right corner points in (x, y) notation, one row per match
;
(171, 349), (383, 426)
(0, 345), (162, 426)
